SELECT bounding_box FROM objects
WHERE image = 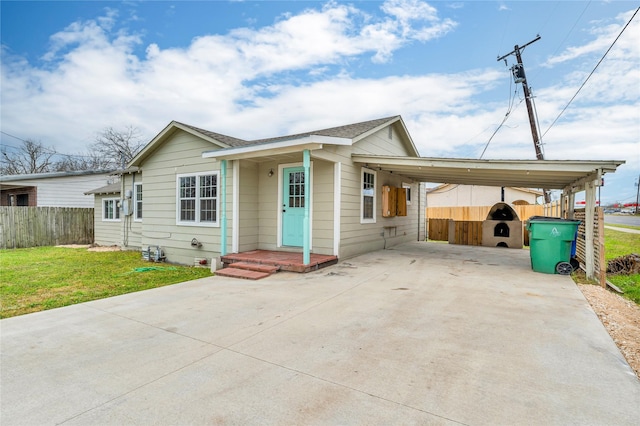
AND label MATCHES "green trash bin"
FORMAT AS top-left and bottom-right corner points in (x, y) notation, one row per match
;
(526, 216), (580, 275)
